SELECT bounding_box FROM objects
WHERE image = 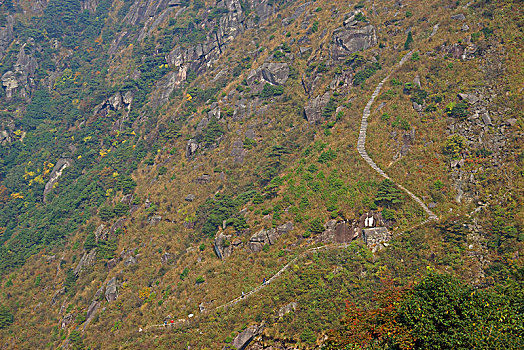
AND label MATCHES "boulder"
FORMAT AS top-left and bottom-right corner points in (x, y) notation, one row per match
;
(74, 249), (97, 276)
(83, 301), (100, 329)
(232, 324), (264, 350)
(246, 62), (290, 86)
(458, 93), (479, 104)
(260, 63), (290, 85)
(318, 220), (359, 243)
(214, 232), (241, 259)
(451, 13), (466, 21)
(413, 75), (421, 88)
(186, 139), (199, 158)
(61, 313), (75, 329)
(149, 215), (162, 224)
(161, 252), (175, 265)
(362, 227), (391, 252)
(185, 194), (196, 202)
(304, 92), (330, 123)
(248, 222), (293, 252)
(105, 277), (118, 302)
(108, 92), (122, 110)
(194, 174), (211, 184)
(277, 222), (294, 235)
(331, 24), (377, 61)
(278, 302), (297, 317)
(481, 112), (492, 125)
(123, 256), (137, 266)
(94, 224), (106, 241)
